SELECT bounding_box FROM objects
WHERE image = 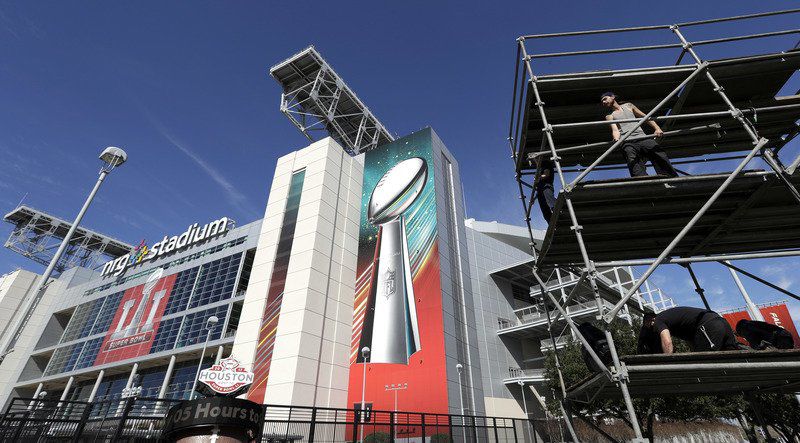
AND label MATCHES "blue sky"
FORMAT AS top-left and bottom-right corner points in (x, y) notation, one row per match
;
(1, 1), (799, 326)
